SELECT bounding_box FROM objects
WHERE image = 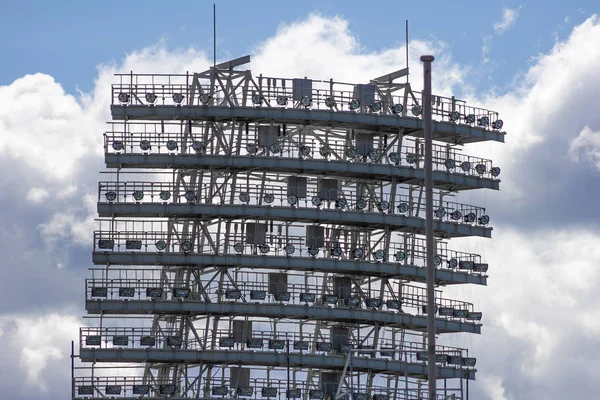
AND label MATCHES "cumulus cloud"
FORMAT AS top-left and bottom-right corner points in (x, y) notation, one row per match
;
(568, 126), (600, 170)
(26, 188), (49, 204)
(493, 7), (523, 35)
